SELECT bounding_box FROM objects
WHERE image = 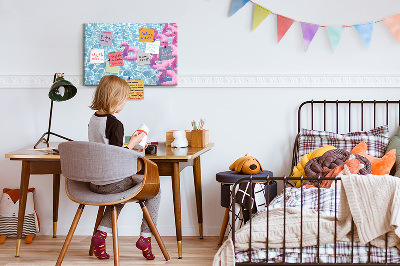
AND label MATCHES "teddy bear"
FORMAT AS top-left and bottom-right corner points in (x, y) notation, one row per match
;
(0, 188), (39, 244)
(171, 130), (188, 148)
